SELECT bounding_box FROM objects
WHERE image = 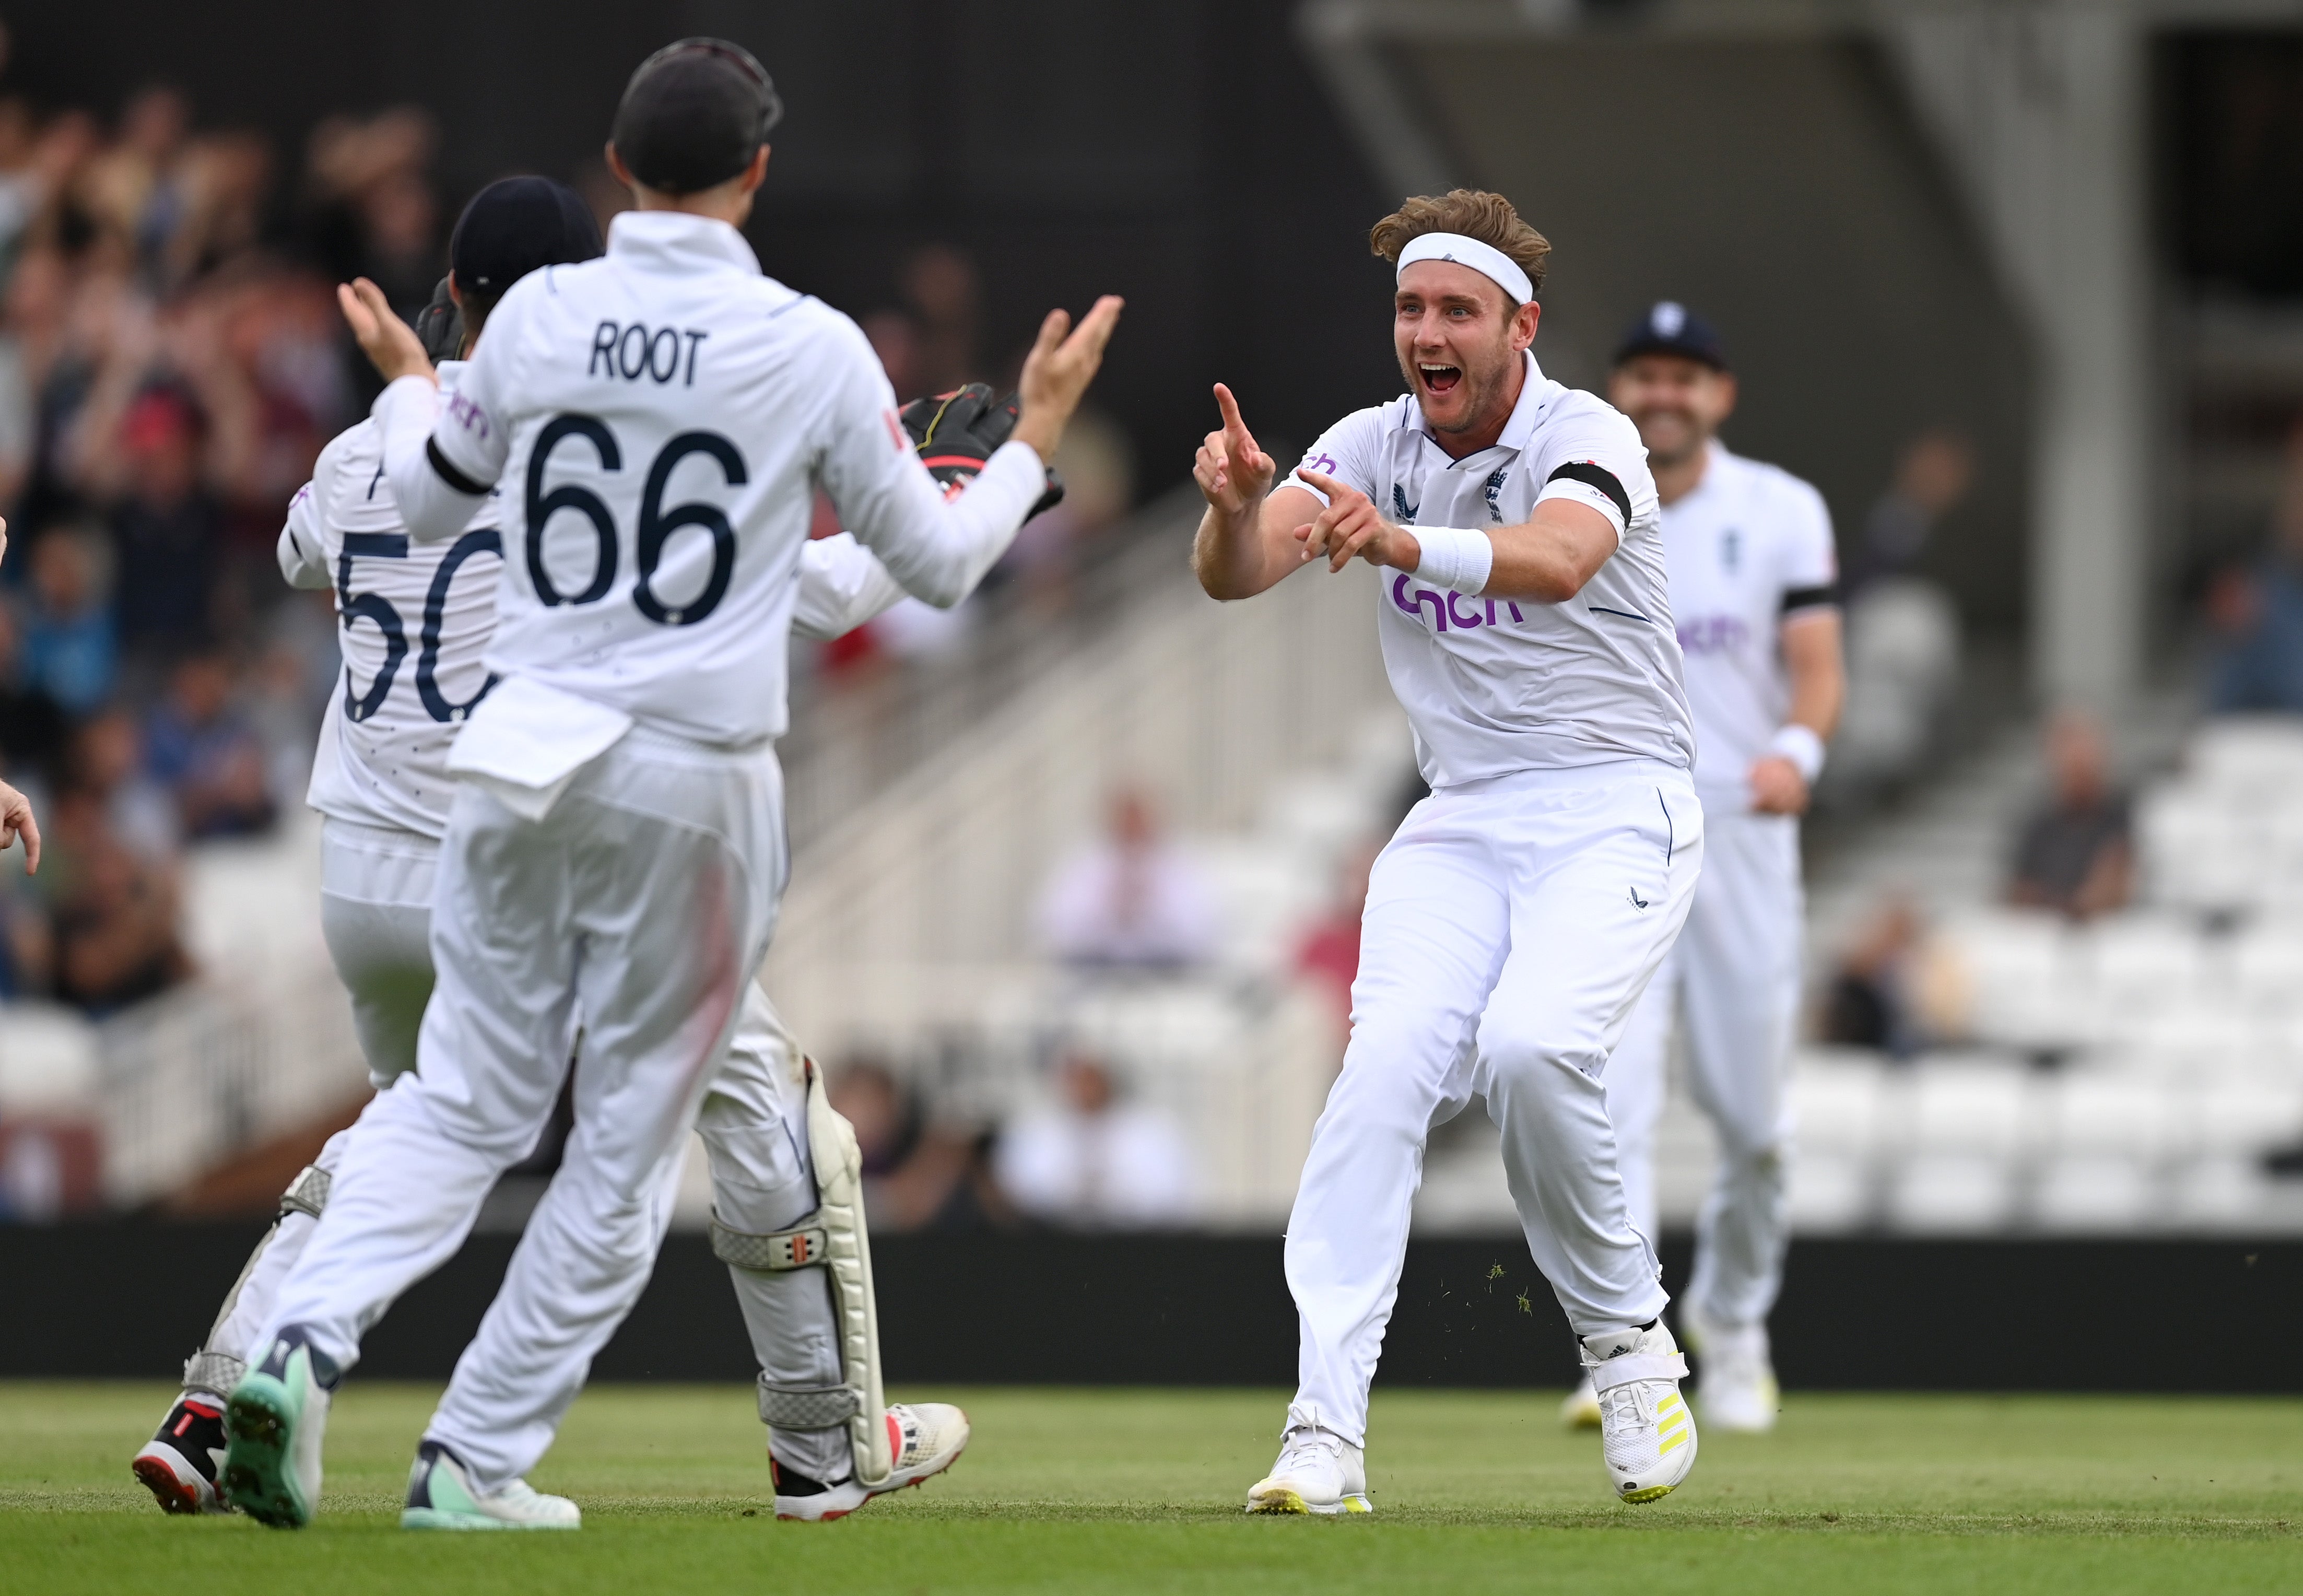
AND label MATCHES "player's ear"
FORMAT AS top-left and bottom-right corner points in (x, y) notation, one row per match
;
(1712, 370), (1739, 423)
(605, 142), (635, 191)
(742, 145), (770, 192)
(1512, 299), (1540, 351)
